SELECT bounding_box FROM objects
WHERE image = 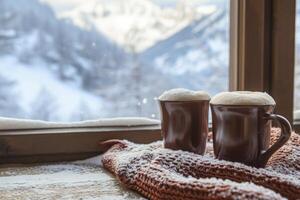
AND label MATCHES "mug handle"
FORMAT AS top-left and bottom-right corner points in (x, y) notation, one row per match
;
(257, 114), (291, 167)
